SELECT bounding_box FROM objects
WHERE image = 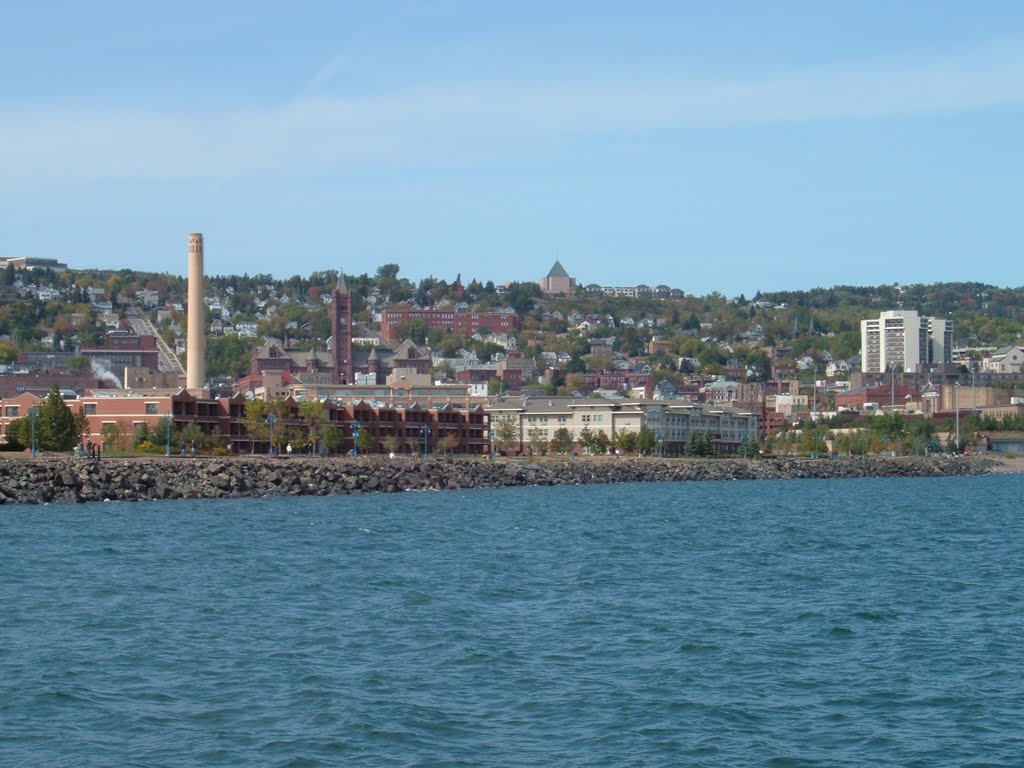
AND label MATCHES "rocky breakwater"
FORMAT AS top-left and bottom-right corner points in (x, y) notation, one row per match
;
(0, 453), (1003, 505)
